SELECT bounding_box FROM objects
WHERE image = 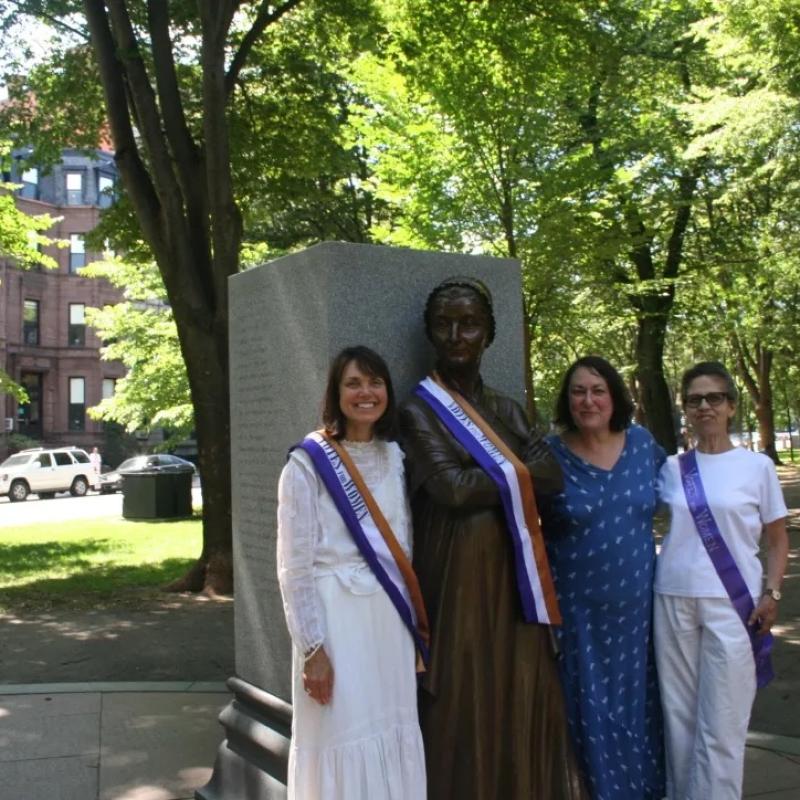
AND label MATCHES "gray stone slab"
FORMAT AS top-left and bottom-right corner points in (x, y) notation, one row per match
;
(229, 241), (524, 701)
(0, 692), (101, 715)
(98, 692), (228, 800)
(0, 682), (229, 695)
(743, 746), (800, 797)
(0, 754), (98, 800)
(748, 730), (800, 757)
(0, 693), (100, 762)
